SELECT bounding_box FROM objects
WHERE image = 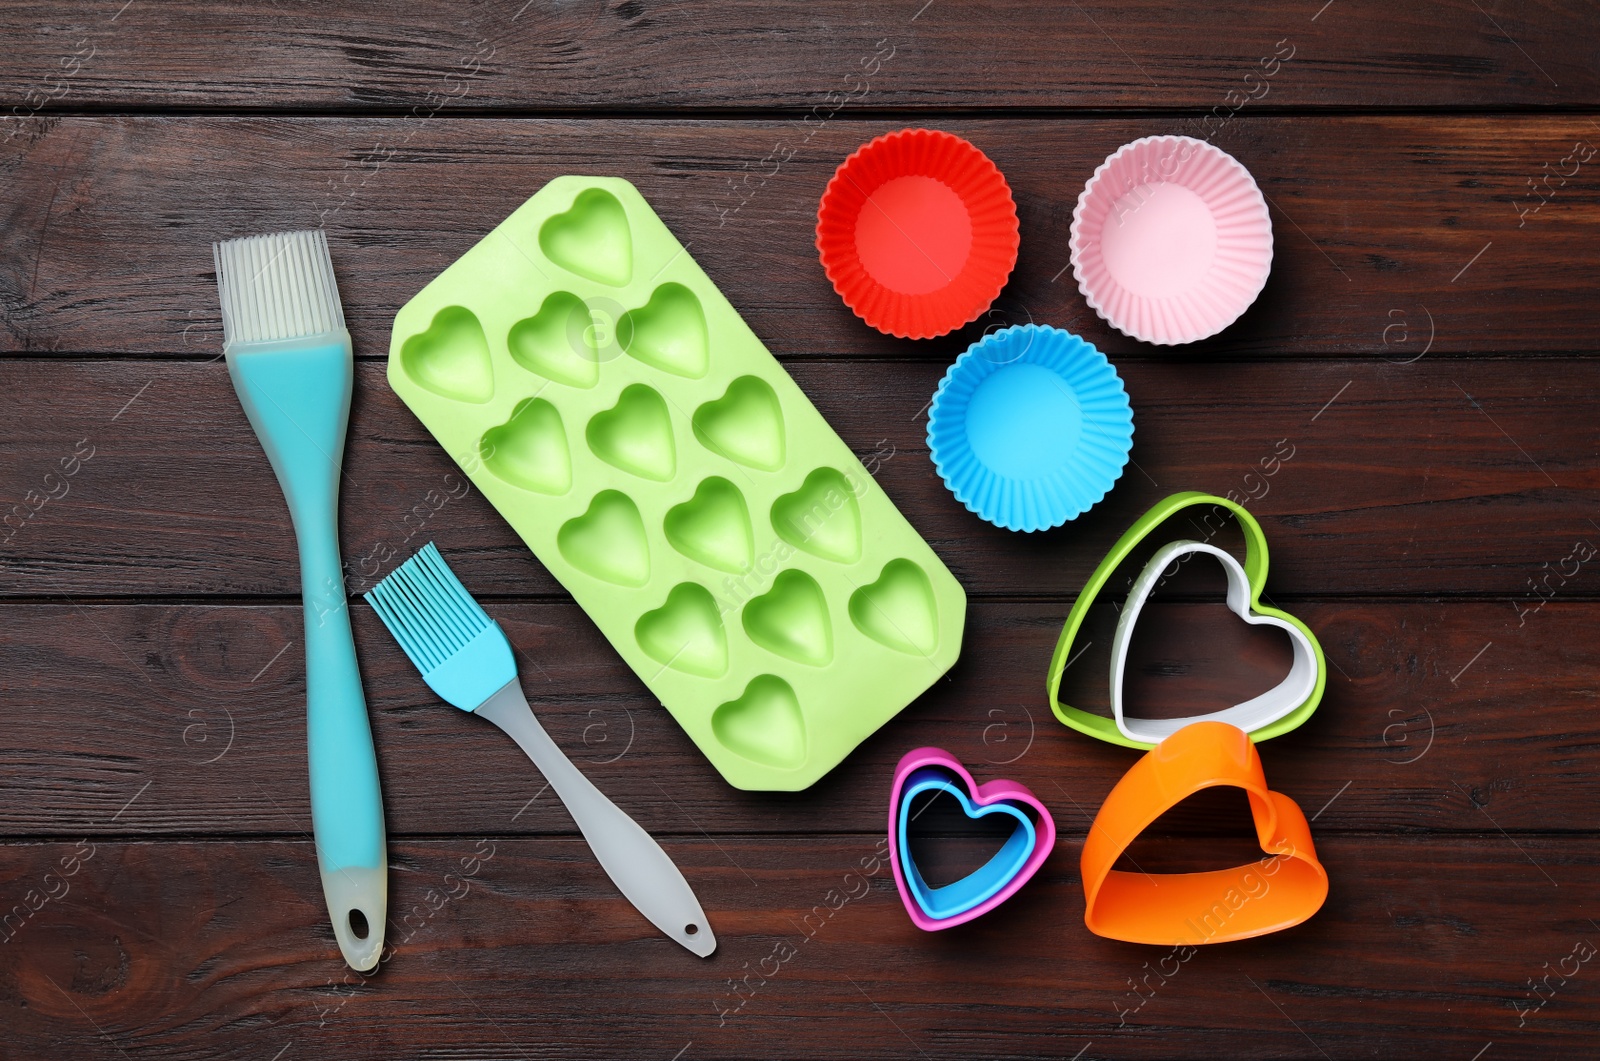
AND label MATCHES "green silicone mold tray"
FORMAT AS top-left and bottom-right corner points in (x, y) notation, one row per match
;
(386, 176), (967, 790)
